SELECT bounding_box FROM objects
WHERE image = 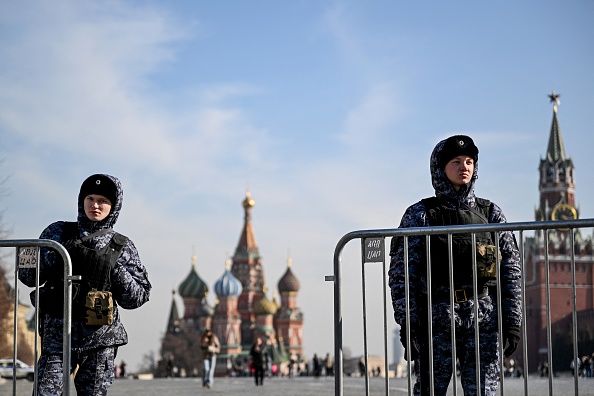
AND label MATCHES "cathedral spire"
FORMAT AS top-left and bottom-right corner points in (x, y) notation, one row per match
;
(235, 190), (259, 258)
(166, 289), (180, 334)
